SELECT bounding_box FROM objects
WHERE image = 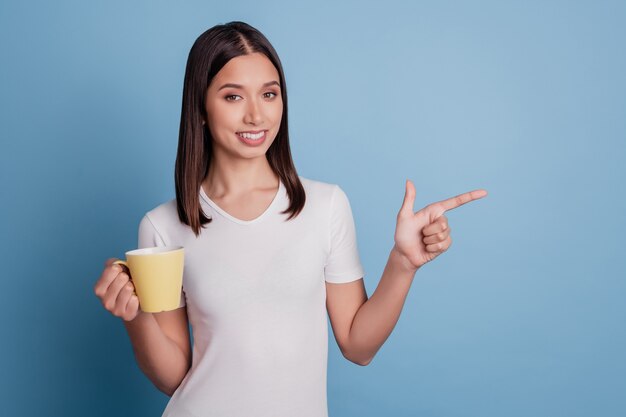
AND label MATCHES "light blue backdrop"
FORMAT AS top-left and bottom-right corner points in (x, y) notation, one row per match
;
(1, 0), (624, 416)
